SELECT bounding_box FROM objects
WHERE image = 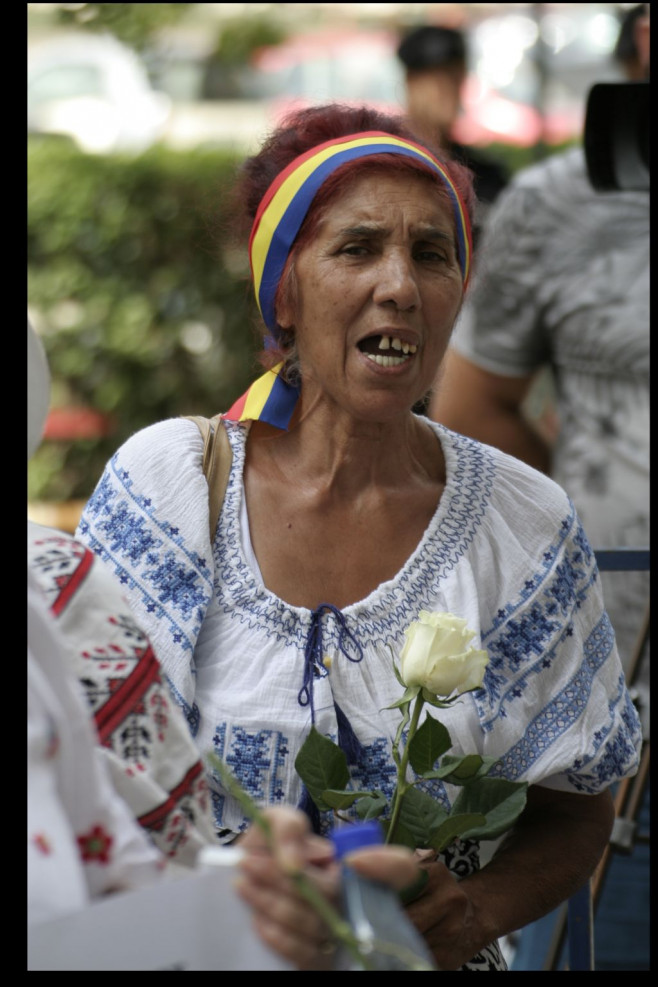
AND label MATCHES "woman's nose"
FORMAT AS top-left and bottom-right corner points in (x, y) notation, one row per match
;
(372, 251), (421, 312)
